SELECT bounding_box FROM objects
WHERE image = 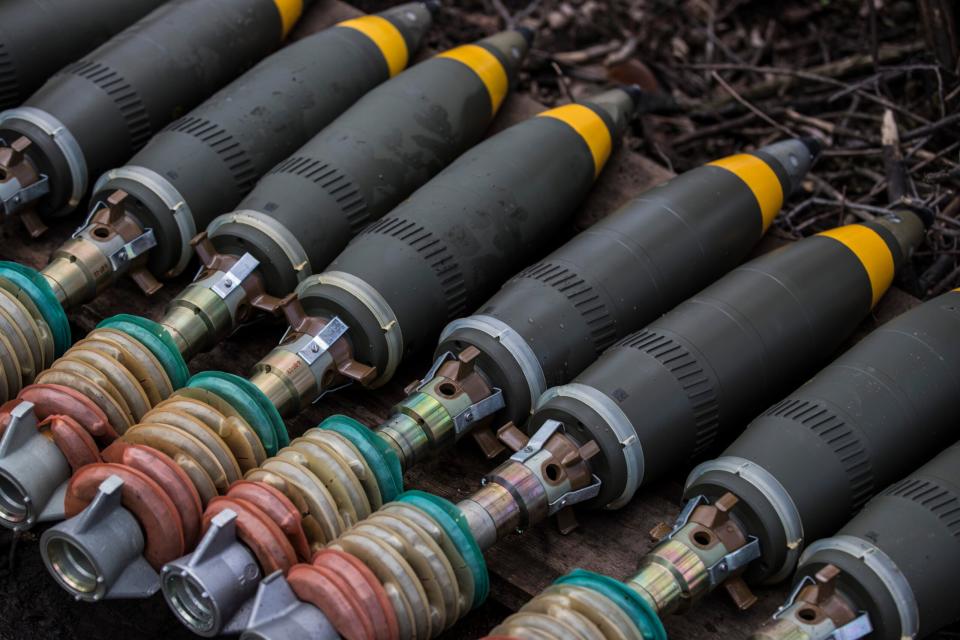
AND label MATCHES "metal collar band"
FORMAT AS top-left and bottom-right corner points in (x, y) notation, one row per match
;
(537, 382), (643, 510)
(441, 314), (546, 413)
(800, 534), (919, 639)
(1, 106), (87, 214)
(687, 455), (804, 584)
(94, 165), (195, 277)
(208, 209), (311, 283)
(300, 270), (402, 388)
